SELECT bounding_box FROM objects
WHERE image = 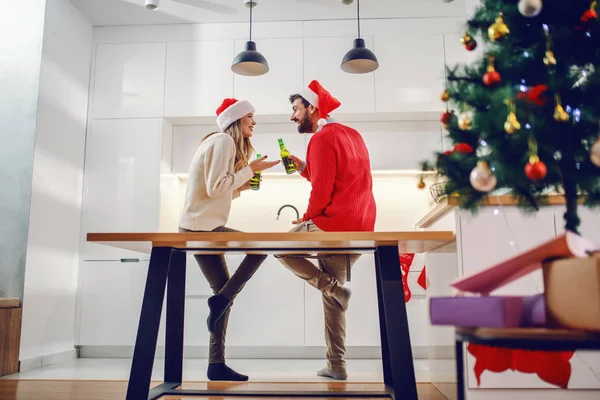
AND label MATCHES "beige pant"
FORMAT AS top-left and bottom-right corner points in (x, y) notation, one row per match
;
(275, 221), (360, 372)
